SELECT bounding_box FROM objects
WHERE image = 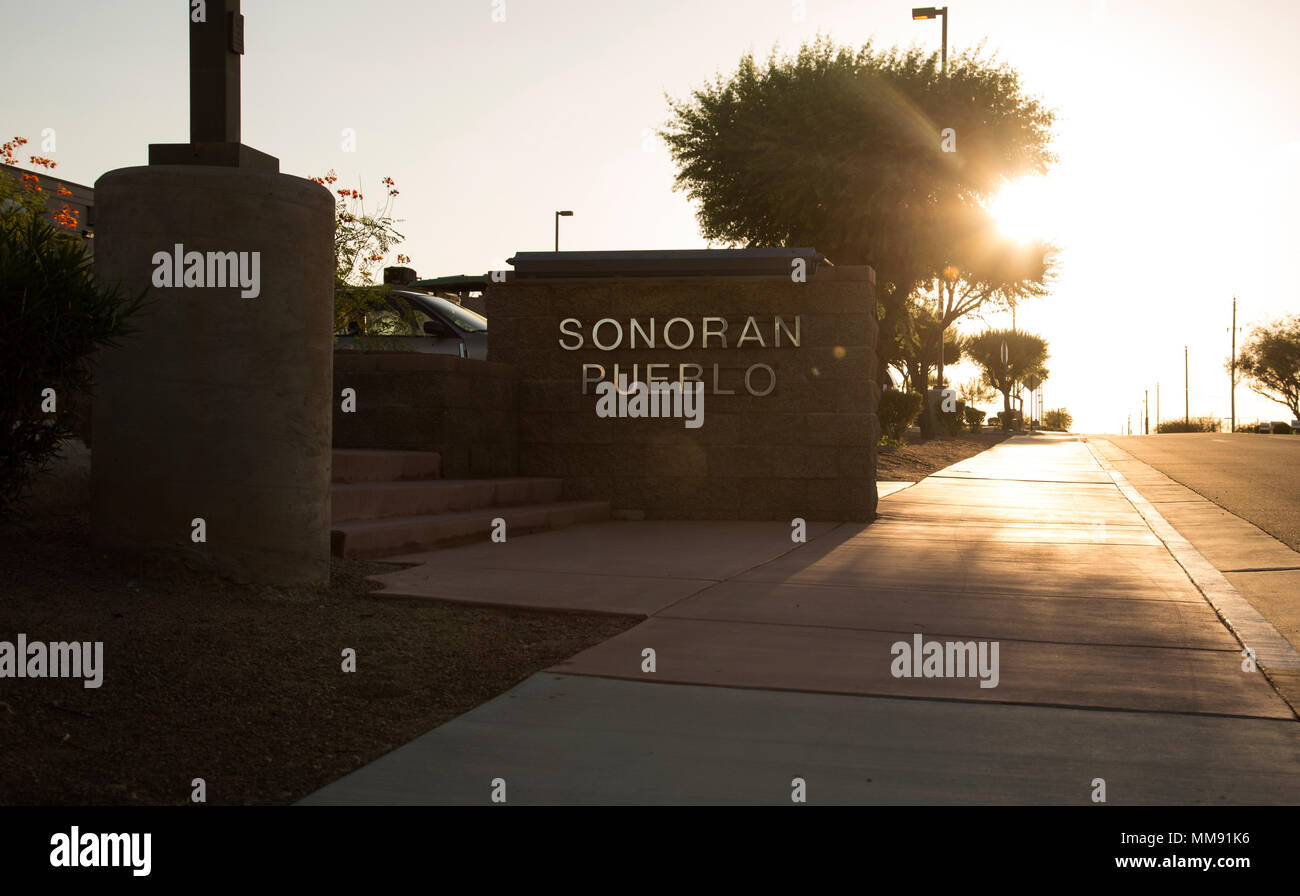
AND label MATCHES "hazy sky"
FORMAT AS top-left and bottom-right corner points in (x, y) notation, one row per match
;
(4, 0), (1298, 432)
